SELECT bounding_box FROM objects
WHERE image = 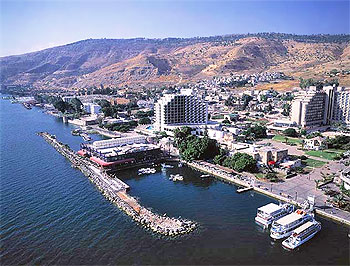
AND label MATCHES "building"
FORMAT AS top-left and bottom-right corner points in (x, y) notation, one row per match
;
(233, 144), (288, 166)
(79, 135), (161, 169)
(340, 167), (350, 190)
(291, 86), (350, 128)
(92, 135), (146, 149)
(291, 86), (327, 128)
(330, 87), (350, 125)
(154, 89), (208, 133)
(303, 137), (328, 150)
(83, 103), (101, 114)
(68, 116), (98, 126)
